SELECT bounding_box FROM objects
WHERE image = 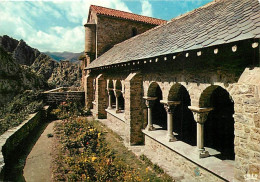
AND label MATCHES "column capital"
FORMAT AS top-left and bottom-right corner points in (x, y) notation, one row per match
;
(114, 89), (122, 97)
(188, 106), (213, 124)
(160, 100), (181, 113)
(108, 88), (113, 95)
(143, 96), (157, 108)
